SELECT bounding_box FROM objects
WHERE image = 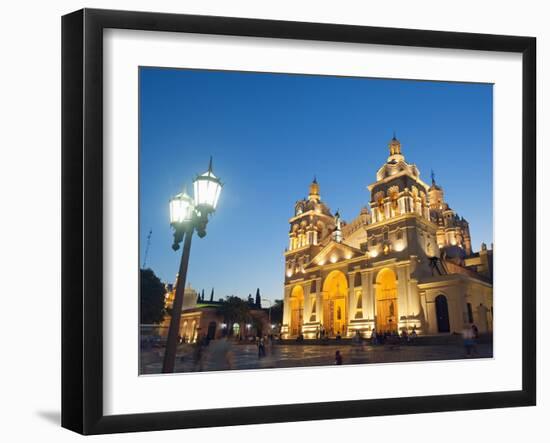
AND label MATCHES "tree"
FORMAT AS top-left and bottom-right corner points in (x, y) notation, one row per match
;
(140, 268), (166, 324)
(270, 299), (284, 324)
(217, 296), (251, 338)
(210, 287), (214, 302)
(255, 288), (261, 308)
